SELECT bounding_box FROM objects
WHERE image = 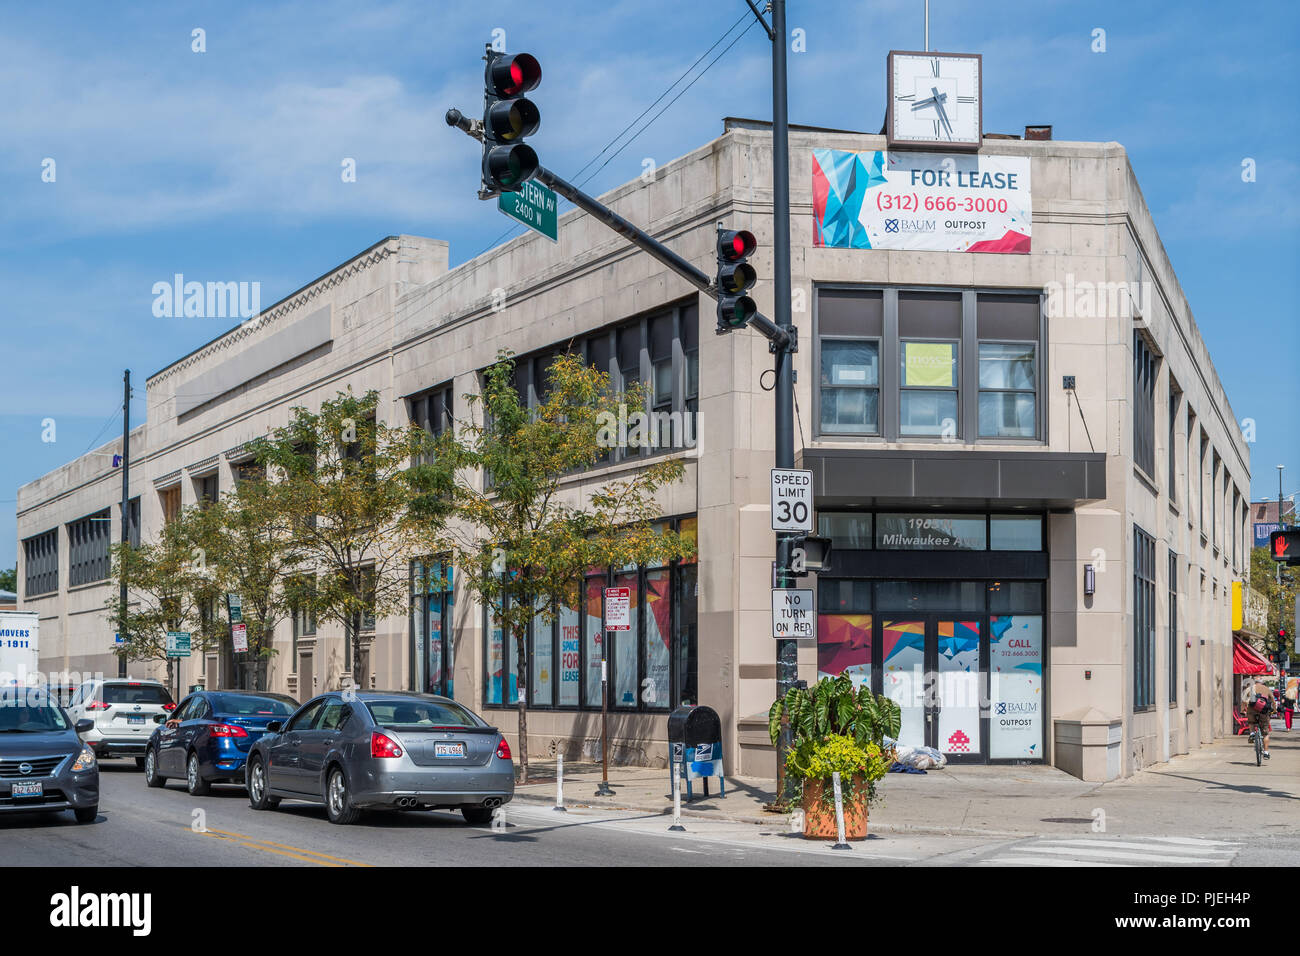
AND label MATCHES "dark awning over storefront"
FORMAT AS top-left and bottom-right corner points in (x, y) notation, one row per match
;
(800, 449), (1107, 509)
